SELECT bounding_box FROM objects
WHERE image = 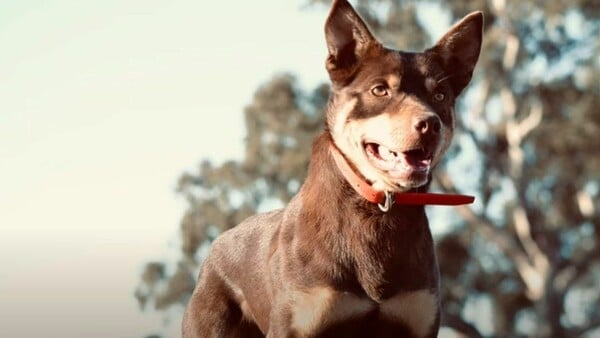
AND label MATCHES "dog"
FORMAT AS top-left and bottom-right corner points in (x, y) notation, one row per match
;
(183, 0), (482, 337)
